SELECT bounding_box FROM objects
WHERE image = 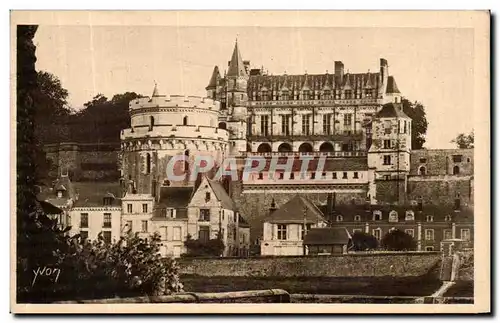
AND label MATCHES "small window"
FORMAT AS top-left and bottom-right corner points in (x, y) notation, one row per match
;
(199, 209), (210, 221)
(311, 172), (316, 179)
(425, 229), (434, 241)
(277, 224), (287, 240)
(127, 204), (133, 213)
(405, 211), (415, 221)
(80, 213), (89, 228)
(372, 228), (382, 240)
(183, 116), (188, 126)
(443, 229), (453, 240)
(419, 158), (427, 163)
(342, 172), (348, 179)
(445, 215), (452, 222)
(103, 213), (112, 228)
(353, 172), (359, 179)
(383, 155), (391, 165)
(461, 229), (470, 241)
(453, 165), (460, 175)
(103, 197), (112, 206)
(290, 173), (295, 180)
(467, 157), (471, 163)
(279, 173), (284, 180)
(405, 229), (414, 237)
(141, 220), (148, 233)
(336, 215), (343, 222)
(258, 173), (263, 180)
(425, 246), (434, 251)
(426, 215), (434, 222)
(142, 203), (148, 213)
(332, 172), (337, 179)
(388, 211), (398, 222)
(373, 210), (382, 221)
(384, 175), (391, 180)
(383, 139), (391, 149)
(205, 192), (211, 201)
(354, 215), (361, 222)
(322, 172), (327, 178)
(452, 155), (463, 163)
